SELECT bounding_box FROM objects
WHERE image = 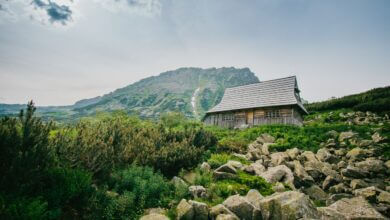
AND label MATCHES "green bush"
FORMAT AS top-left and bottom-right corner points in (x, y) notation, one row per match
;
(207, 153), (250, 169)
(236, 171), (274, 196)
(217, 136), (248, 153)
(0, 101), (53, 194)
(0, 195), (49, 220)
